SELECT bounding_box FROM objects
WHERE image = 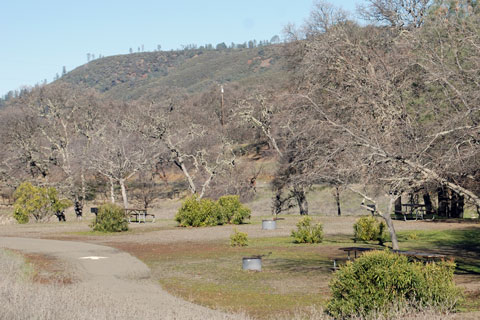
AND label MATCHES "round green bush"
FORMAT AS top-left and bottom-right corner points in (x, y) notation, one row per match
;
(291, 217), (324, 243)
(327, 250), (461, 318)
(175, 195), (251, 227)
(175, 196), (222, 227)
(91, 203), (128, 232)
(353, 216), (387, 244)
(13, 182), (71, 223)
(230, 228), (248, 247)
(218, 195), (251, 225)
